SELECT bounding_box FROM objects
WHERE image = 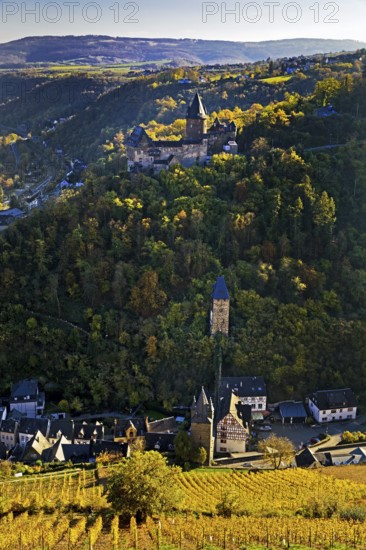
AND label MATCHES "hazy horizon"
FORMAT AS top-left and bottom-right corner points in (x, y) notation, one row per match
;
(0, 0), (364, 45)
